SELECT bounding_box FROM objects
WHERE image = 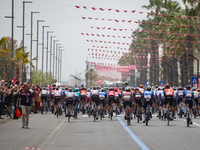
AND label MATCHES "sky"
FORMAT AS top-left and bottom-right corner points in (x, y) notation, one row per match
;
(0, 0), (185, 83)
